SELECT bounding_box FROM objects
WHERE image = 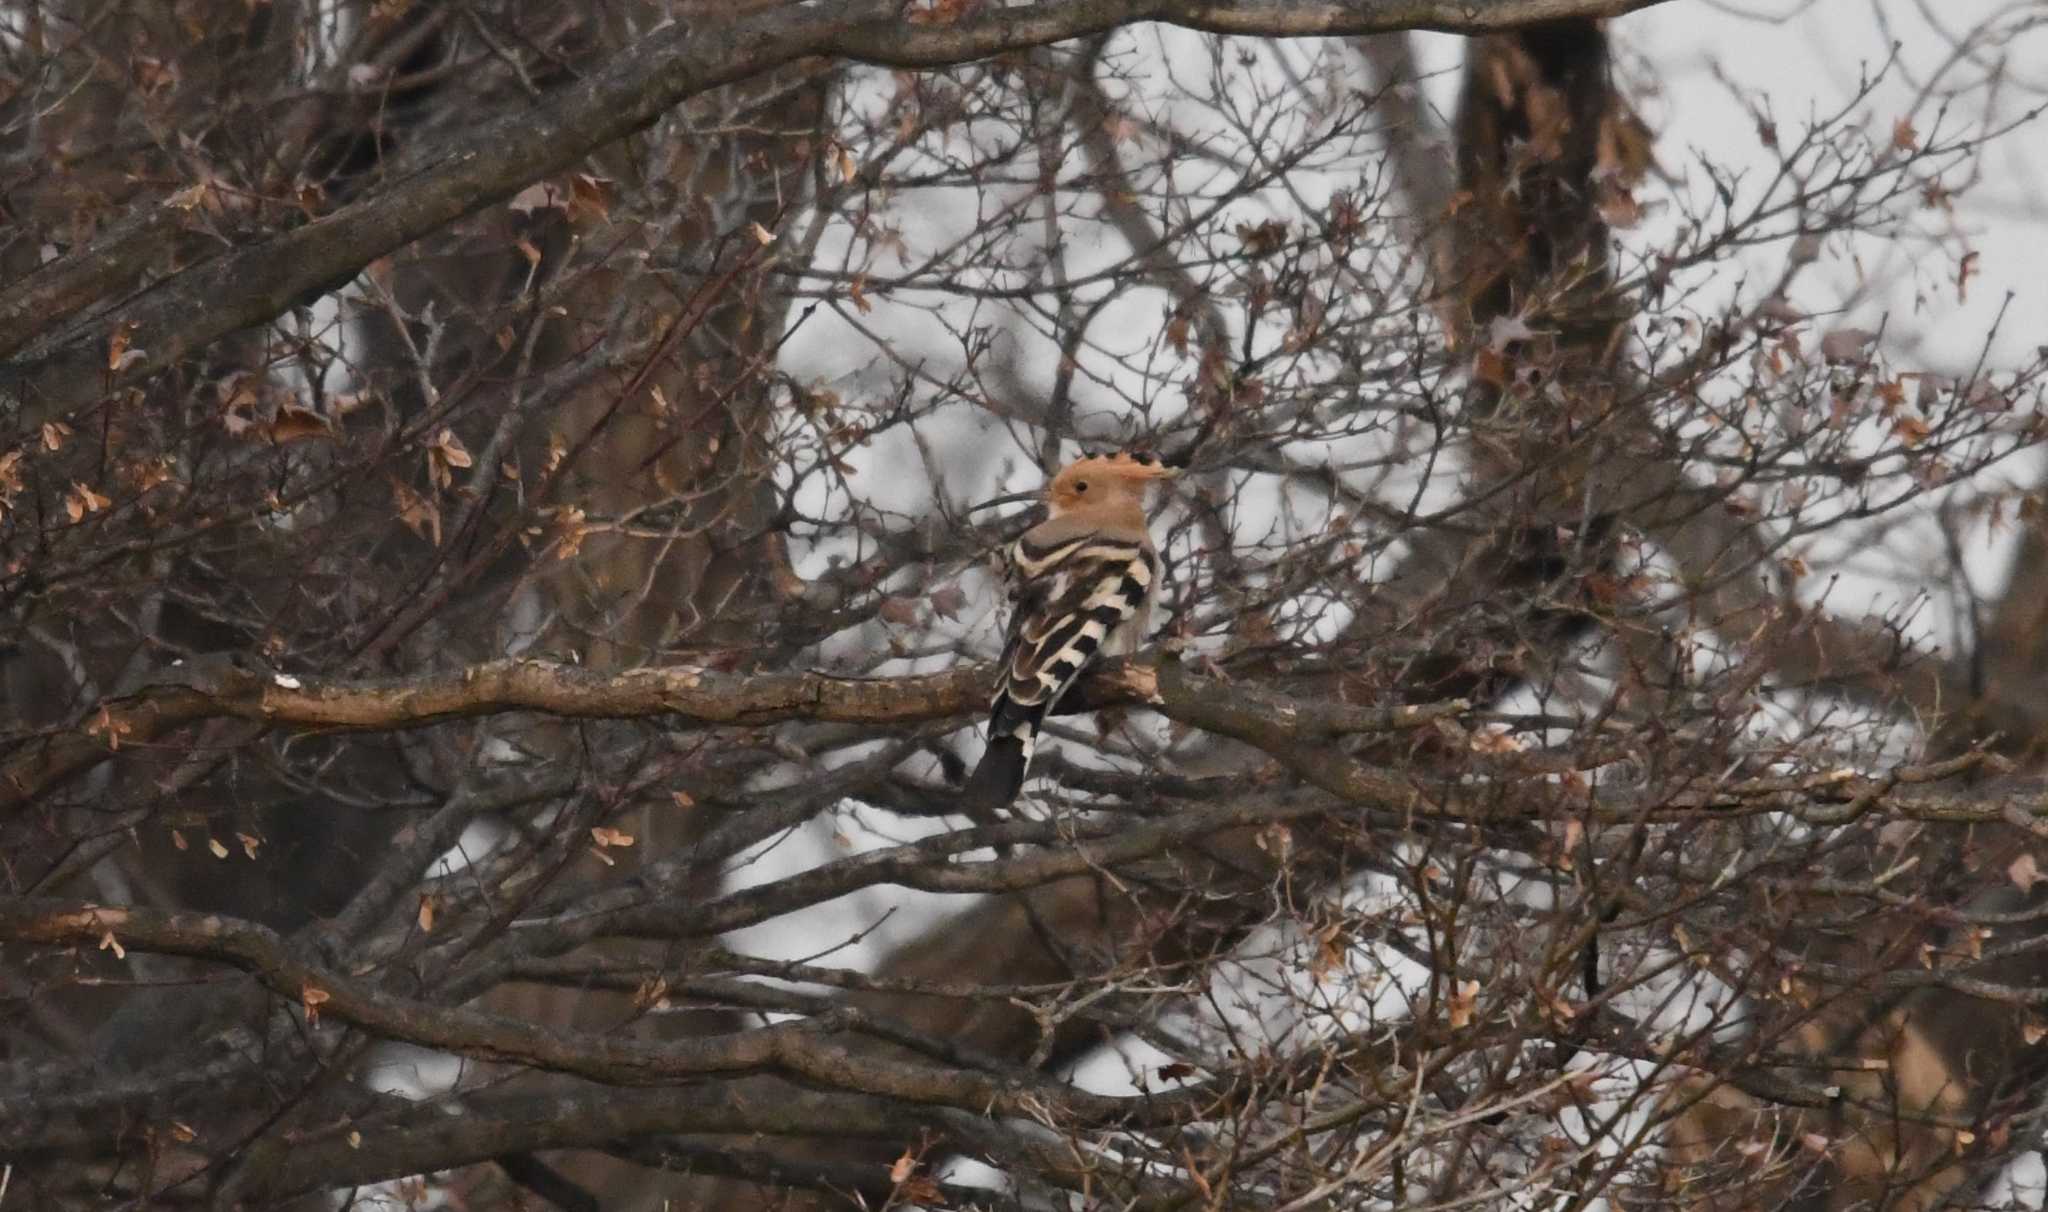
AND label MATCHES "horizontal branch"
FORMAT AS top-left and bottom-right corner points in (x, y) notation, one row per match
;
(566, 790), (1333, 940)
(0, 897), (1191, 1126)
(254, 1081), (1106, 1205)
(268, 1082), (945, 1201)
(0, 657), (979, 813)
(0, 654), (1457, 814)
(0, 652), (2026, 834)
(0, 0), (1670, 428)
